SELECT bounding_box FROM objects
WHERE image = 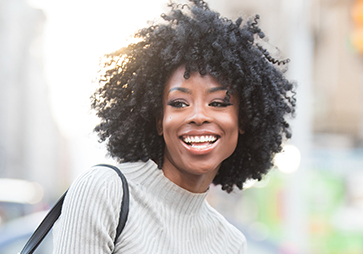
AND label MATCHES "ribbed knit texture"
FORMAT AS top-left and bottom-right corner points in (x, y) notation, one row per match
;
(53, 160), (247, 253)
